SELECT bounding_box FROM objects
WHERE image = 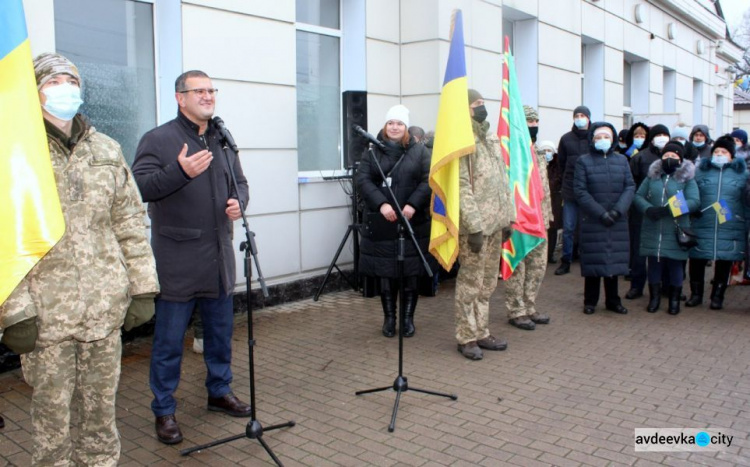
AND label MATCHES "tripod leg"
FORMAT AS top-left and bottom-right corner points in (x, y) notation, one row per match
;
(314, 226), (353, 301)
(264, 421), (296, 432)
(388, 388), (403, 433)
(355, 385), (392, 396)
(258, 436), (284, 467)
(408, 387), (458, 400)
(180, 433), (247, 455)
